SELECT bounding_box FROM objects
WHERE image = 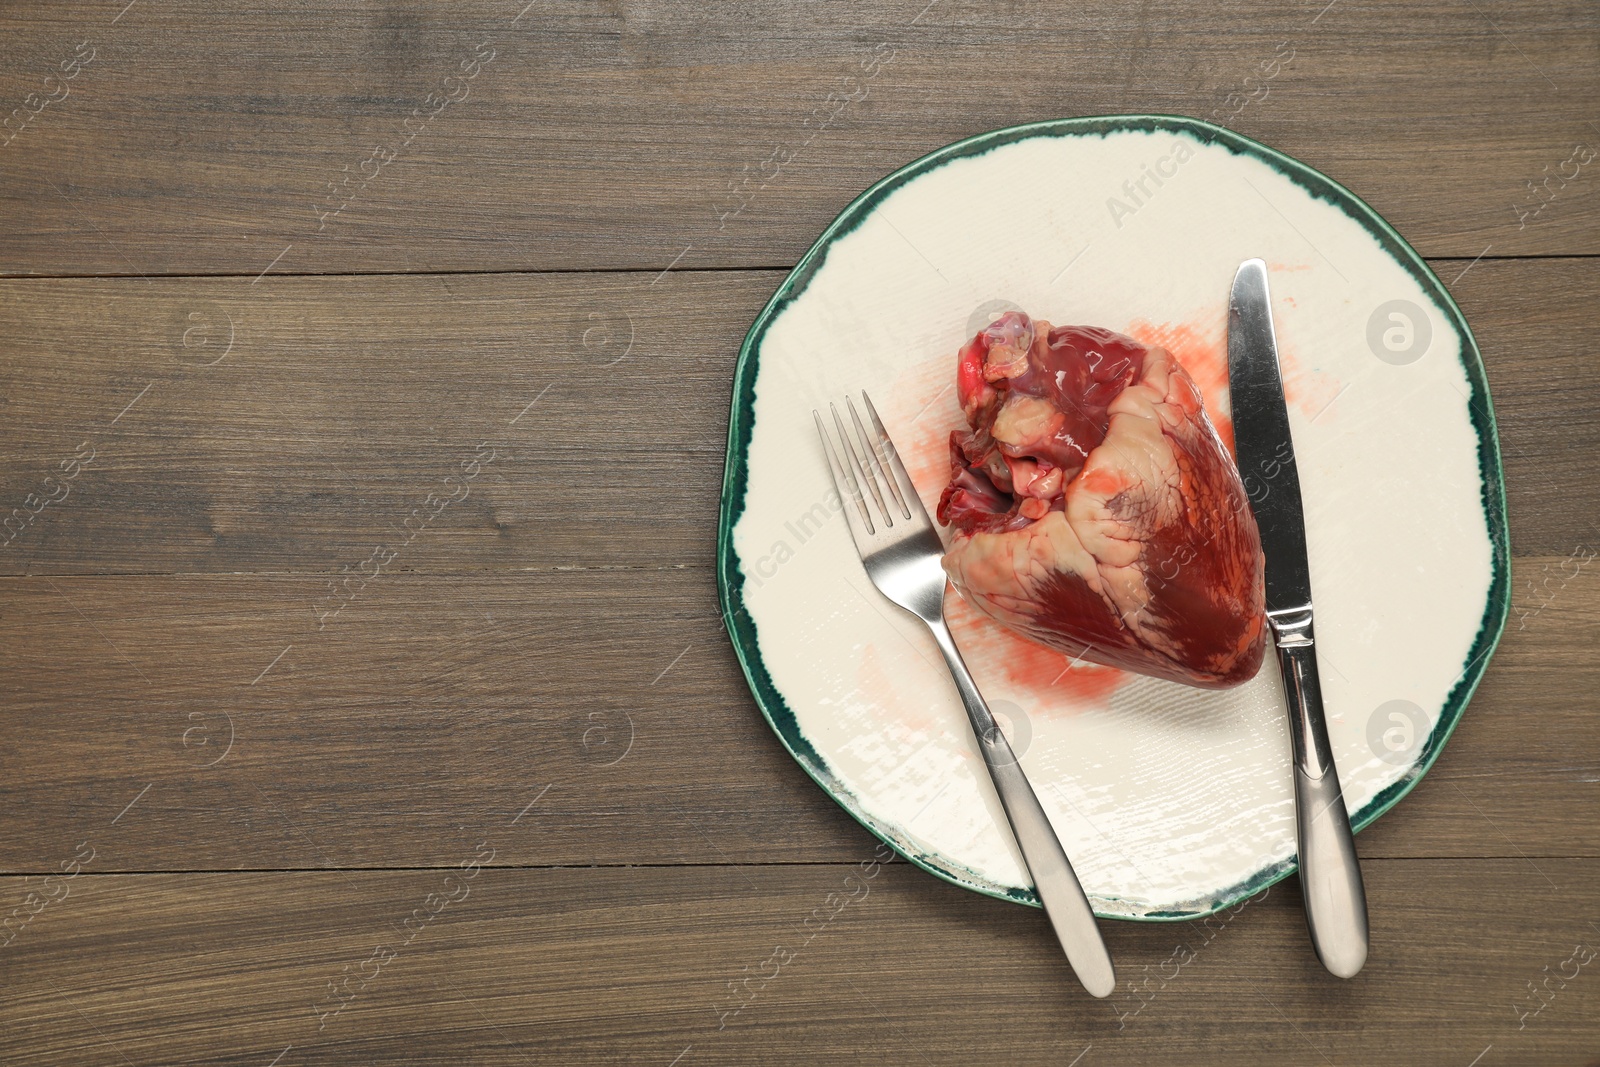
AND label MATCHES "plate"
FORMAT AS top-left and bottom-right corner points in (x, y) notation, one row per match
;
(717, 116), (1509, 919)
